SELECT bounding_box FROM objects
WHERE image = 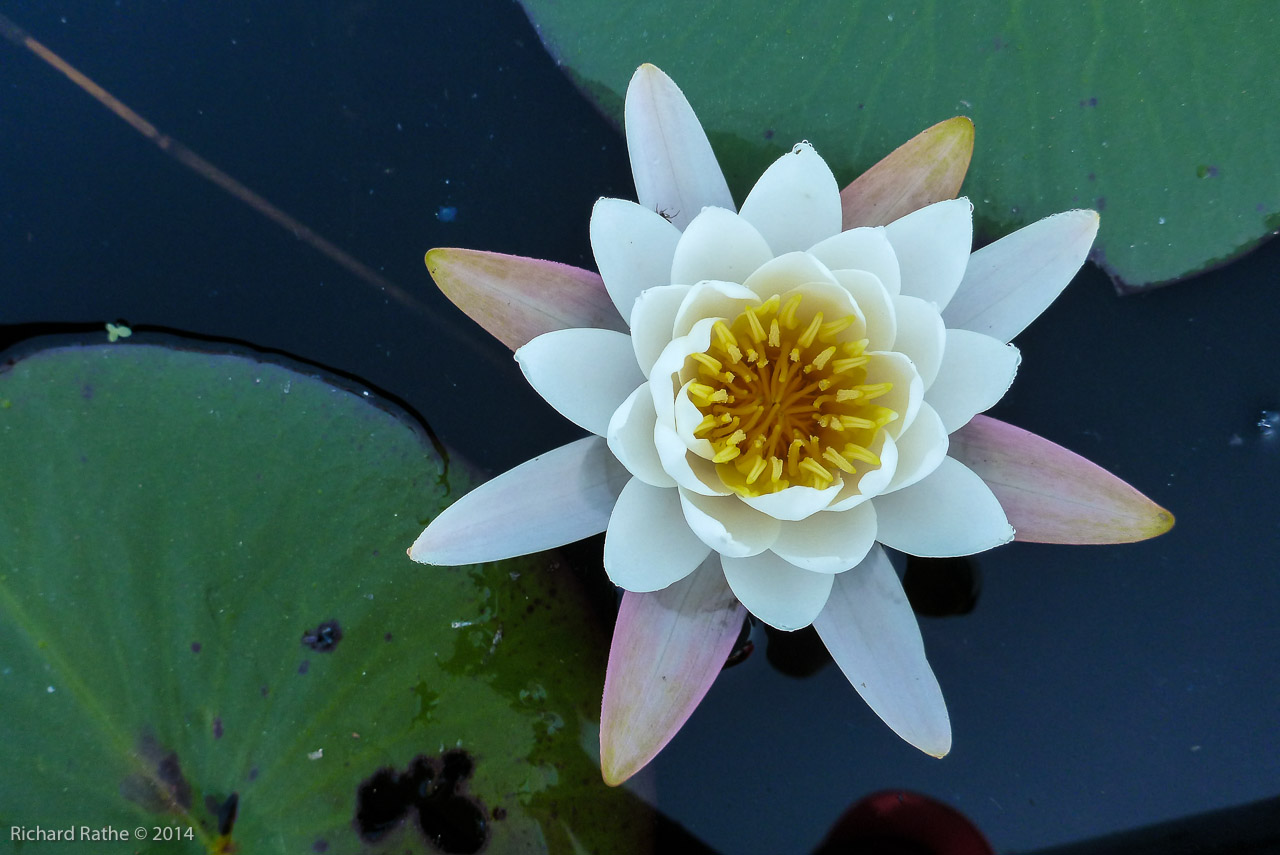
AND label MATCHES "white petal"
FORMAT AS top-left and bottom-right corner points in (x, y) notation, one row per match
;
(607, 383), (675, 488)
(738, 142), (842, 254)
(740, 480), (844, 521)
(809, 226), (902, 296)
(624, 64), (735, 230)
(943, 209), (1099, 343)
(926, 329), (1021, 433)
(828, 432), (899, 511)
(672, 280), (762, 340)
(813, 546), (951, 757)
(884, 198), (973, 309)
(873, 456), (1013, 556)
(654, 423), (731, 496)
(884, 402), (948, 493)
(865, 350), (923, 437)
(591, 198), (682, 319)
(834, 269), (896, 351)
(516, 328), (644, 436)
(630, 284), (690, 378)
(890, 295), (946, 390)
(770, 501), (877, 573)
(670, 208), (773, 286)
(741, 251), (839, 299)
(605, 478), (711, 591)
(679, 488), (780, 557)
(674, 381), (717, 460)
(409, 437), (628, 564)
(721, 552), (834, 630)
